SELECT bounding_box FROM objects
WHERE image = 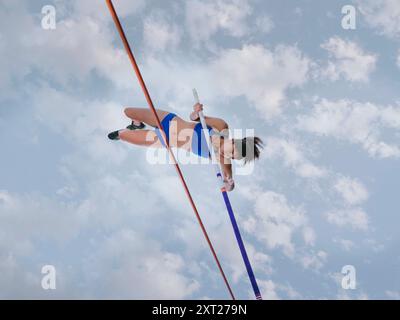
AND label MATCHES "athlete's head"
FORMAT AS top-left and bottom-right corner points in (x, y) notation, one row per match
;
(221, 137), (263, 163)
